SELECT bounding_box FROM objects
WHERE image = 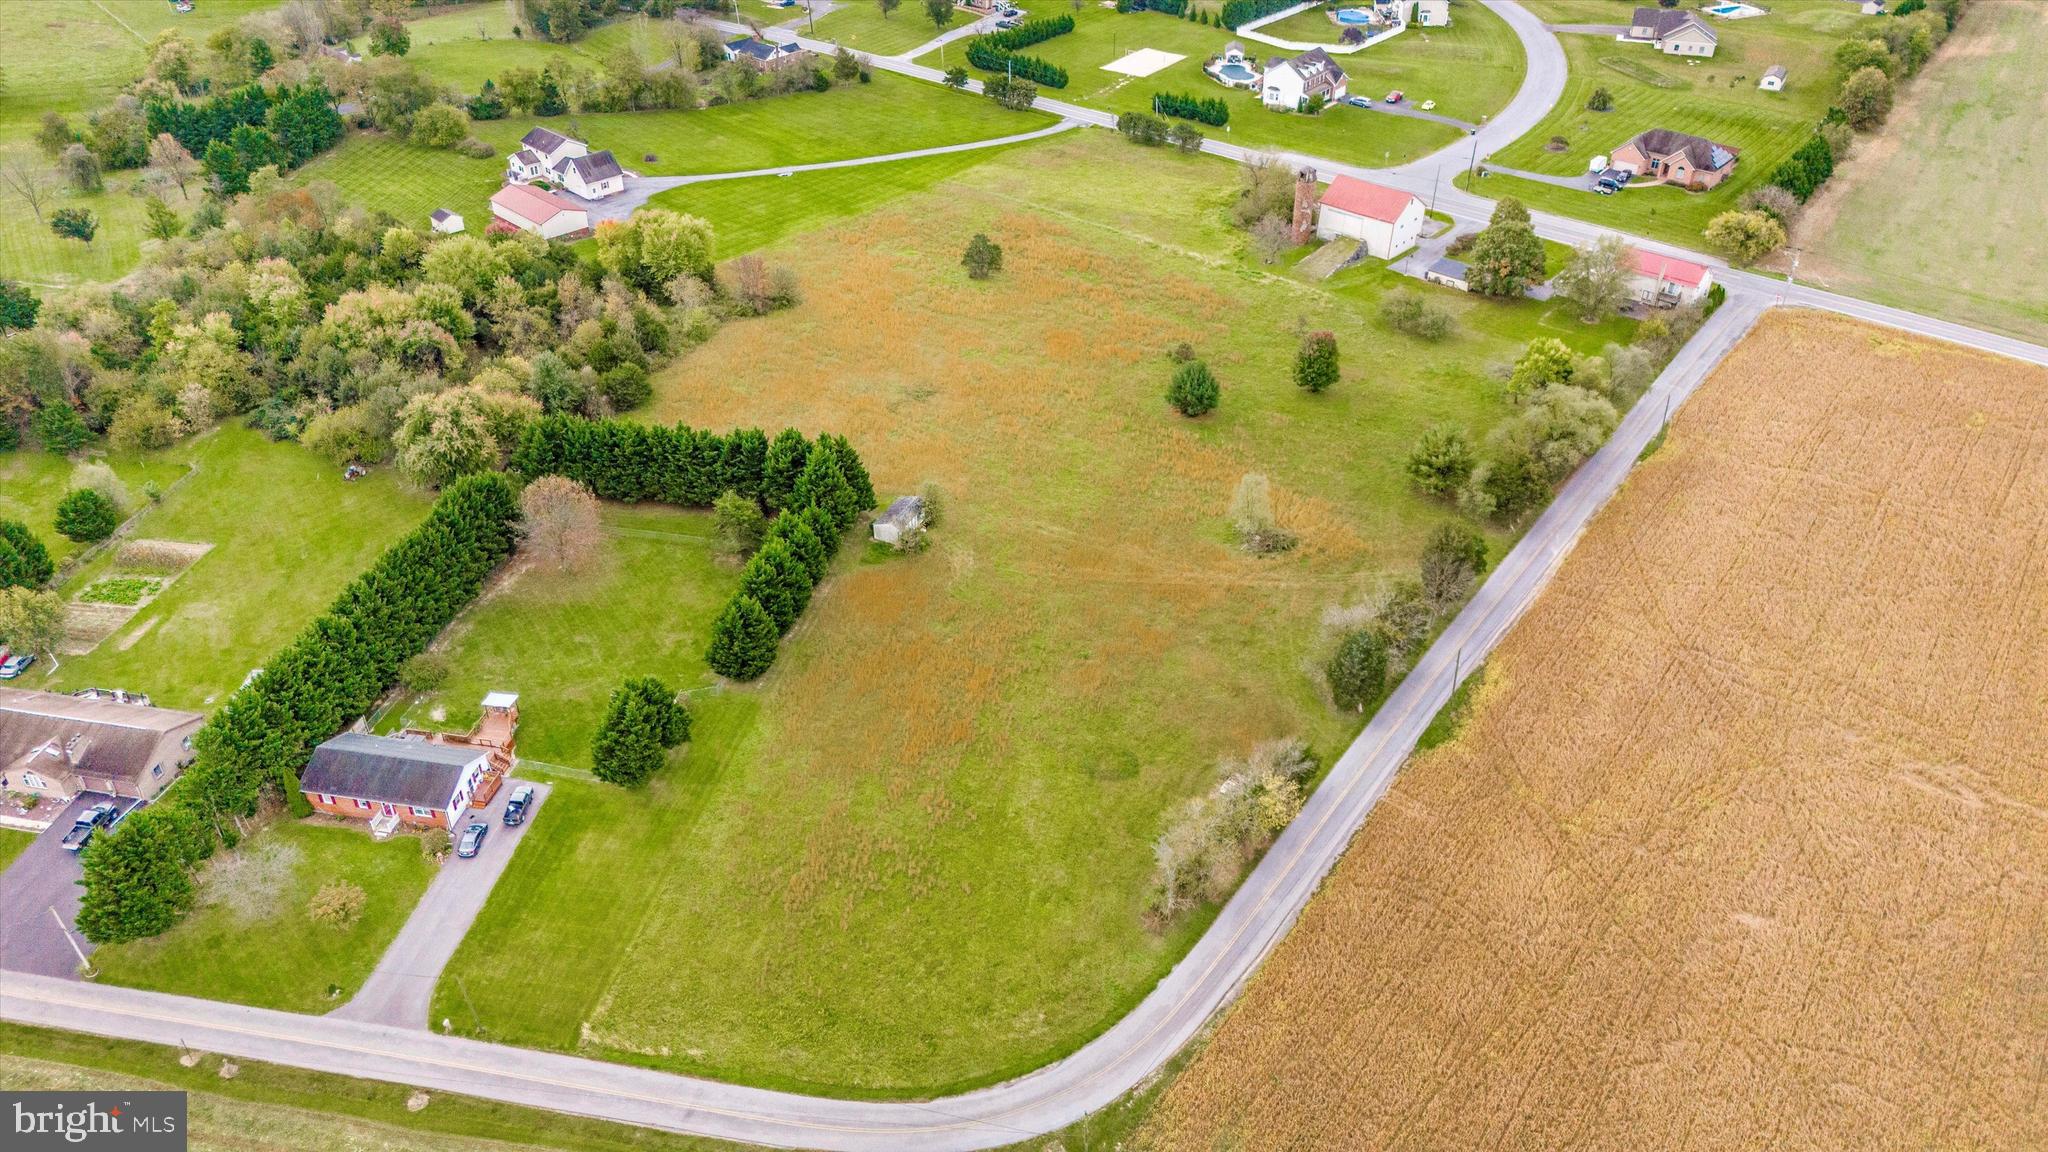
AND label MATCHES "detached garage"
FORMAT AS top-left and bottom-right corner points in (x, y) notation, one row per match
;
(1314, 176), (1425, 260)
(489, 183), (590, 240)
